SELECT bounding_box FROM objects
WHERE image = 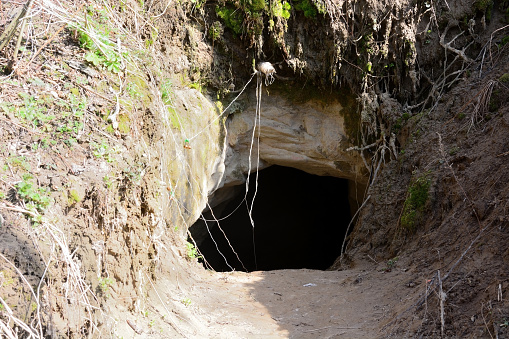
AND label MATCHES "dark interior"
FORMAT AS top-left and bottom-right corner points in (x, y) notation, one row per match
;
(190, 165), (353, 272)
